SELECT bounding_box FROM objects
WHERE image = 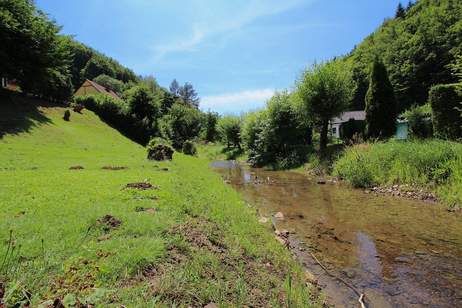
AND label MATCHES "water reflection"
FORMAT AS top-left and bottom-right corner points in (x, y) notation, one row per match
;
(212, 161), (462, 308)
